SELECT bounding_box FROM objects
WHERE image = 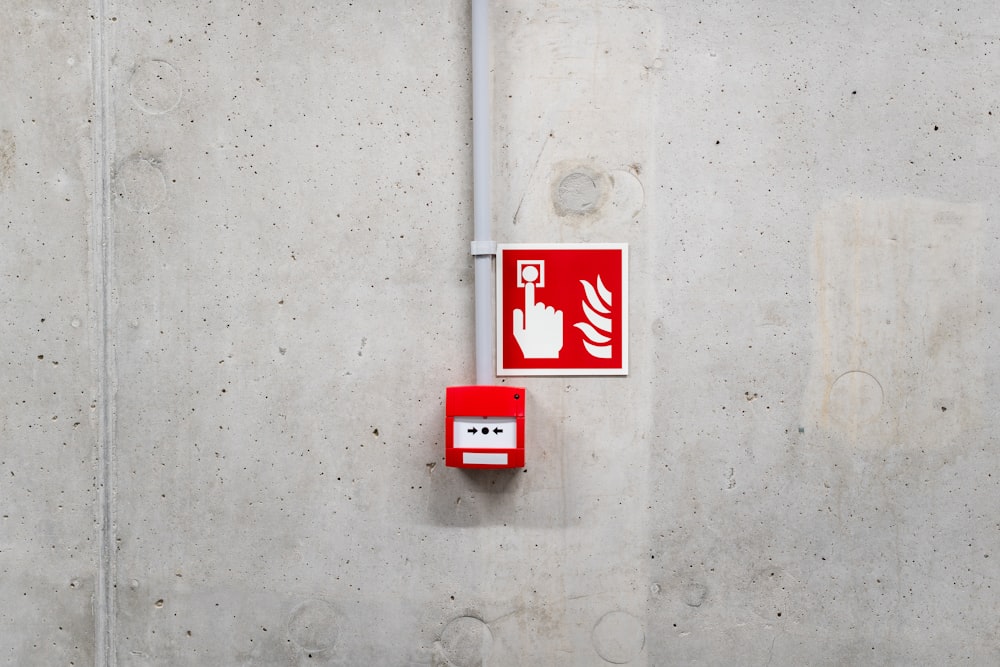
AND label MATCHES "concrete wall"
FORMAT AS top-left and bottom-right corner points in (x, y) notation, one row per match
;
(3, 1), (999, 665)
